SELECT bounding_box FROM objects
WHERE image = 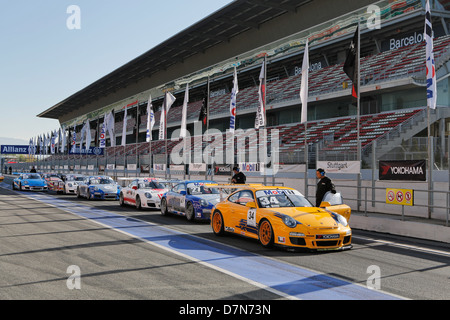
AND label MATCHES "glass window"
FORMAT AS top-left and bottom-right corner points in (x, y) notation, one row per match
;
(256, 189), (313, 208)
(236, 190), (254, 206)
